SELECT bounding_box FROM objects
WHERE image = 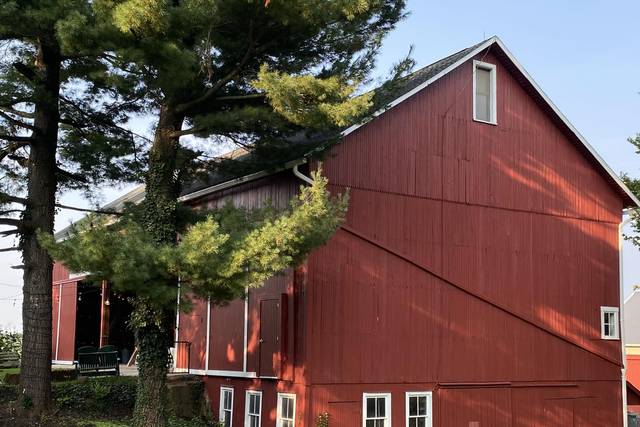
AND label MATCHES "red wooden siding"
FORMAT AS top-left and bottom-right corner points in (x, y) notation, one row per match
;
(175, 297), (208, 371)
(629, 355), (640, 390)
(51, 262), (80, 361)
(208, 298), (244, 372)
(177, 173), (300, 378)
(204, 377), (306, 427)
(170, 45), (625, 426)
